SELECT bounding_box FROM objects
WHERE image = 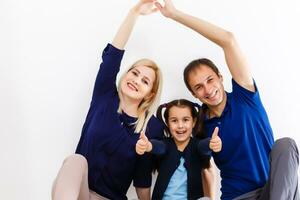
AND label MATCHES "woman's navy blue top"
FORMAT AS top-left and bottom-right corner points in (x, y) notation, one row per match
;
(75, 44), (164, 200)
